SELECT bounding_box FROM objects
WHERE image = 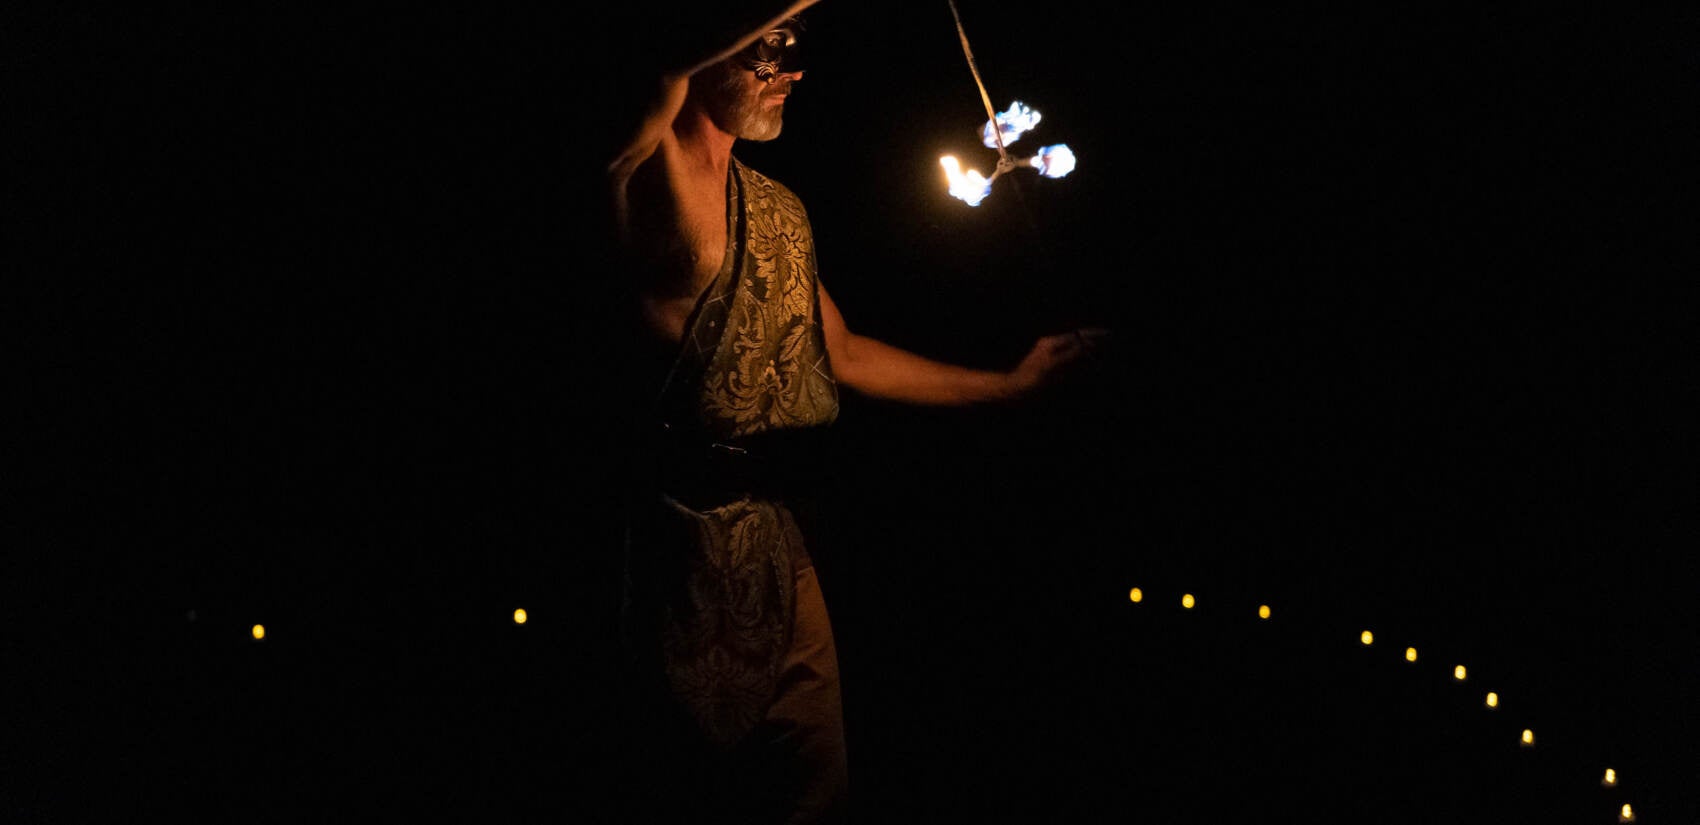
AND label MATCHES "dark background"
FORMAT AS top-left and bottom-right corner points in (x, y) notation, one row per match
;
(11, 2), (1695, 822)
